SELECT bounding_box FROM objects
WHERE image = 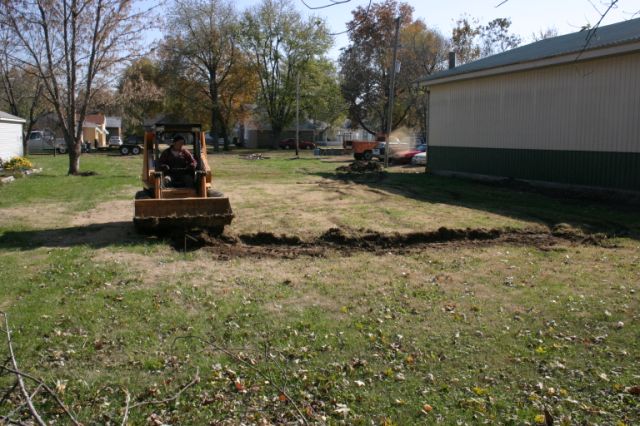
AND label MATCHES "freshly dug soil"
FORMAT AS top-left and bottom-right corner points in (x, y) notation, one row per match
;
(168, 225), (612, 258)
(336, 161), (383, 173)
